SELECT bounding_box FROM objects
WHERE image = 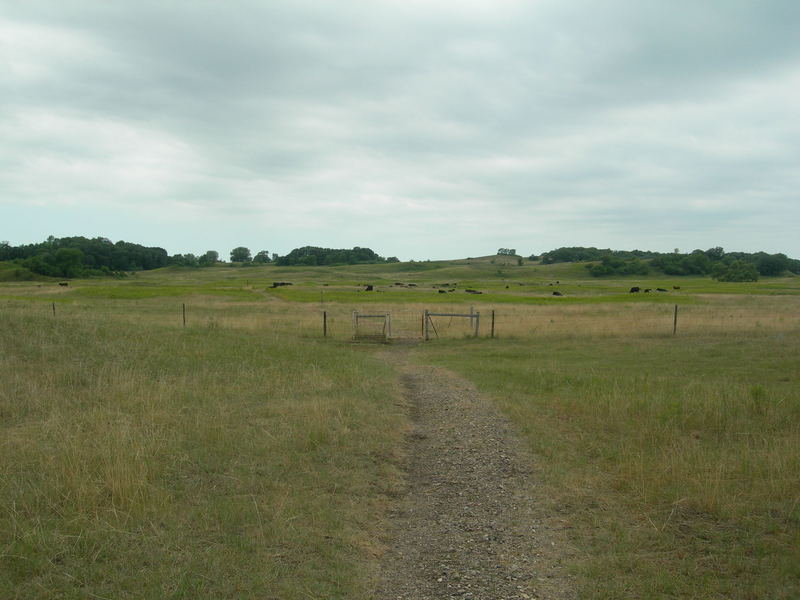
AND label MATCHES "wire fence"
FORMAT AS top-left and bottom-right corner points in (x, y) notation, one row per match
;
(5, 296), (800, 342)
